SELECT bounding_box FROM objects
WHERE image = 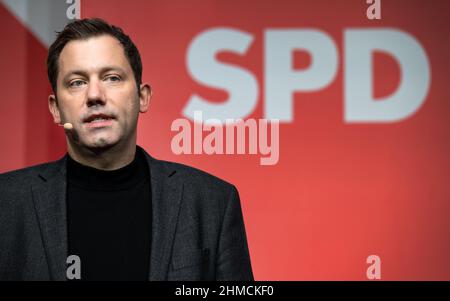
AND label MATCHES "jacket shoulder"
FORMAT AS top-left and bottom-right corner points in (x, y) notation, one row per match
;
(0, 160), (62, 186)
(160, 159), (234, 187)
(154, 159), (237, 199)
(153, 159), (242, 232)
